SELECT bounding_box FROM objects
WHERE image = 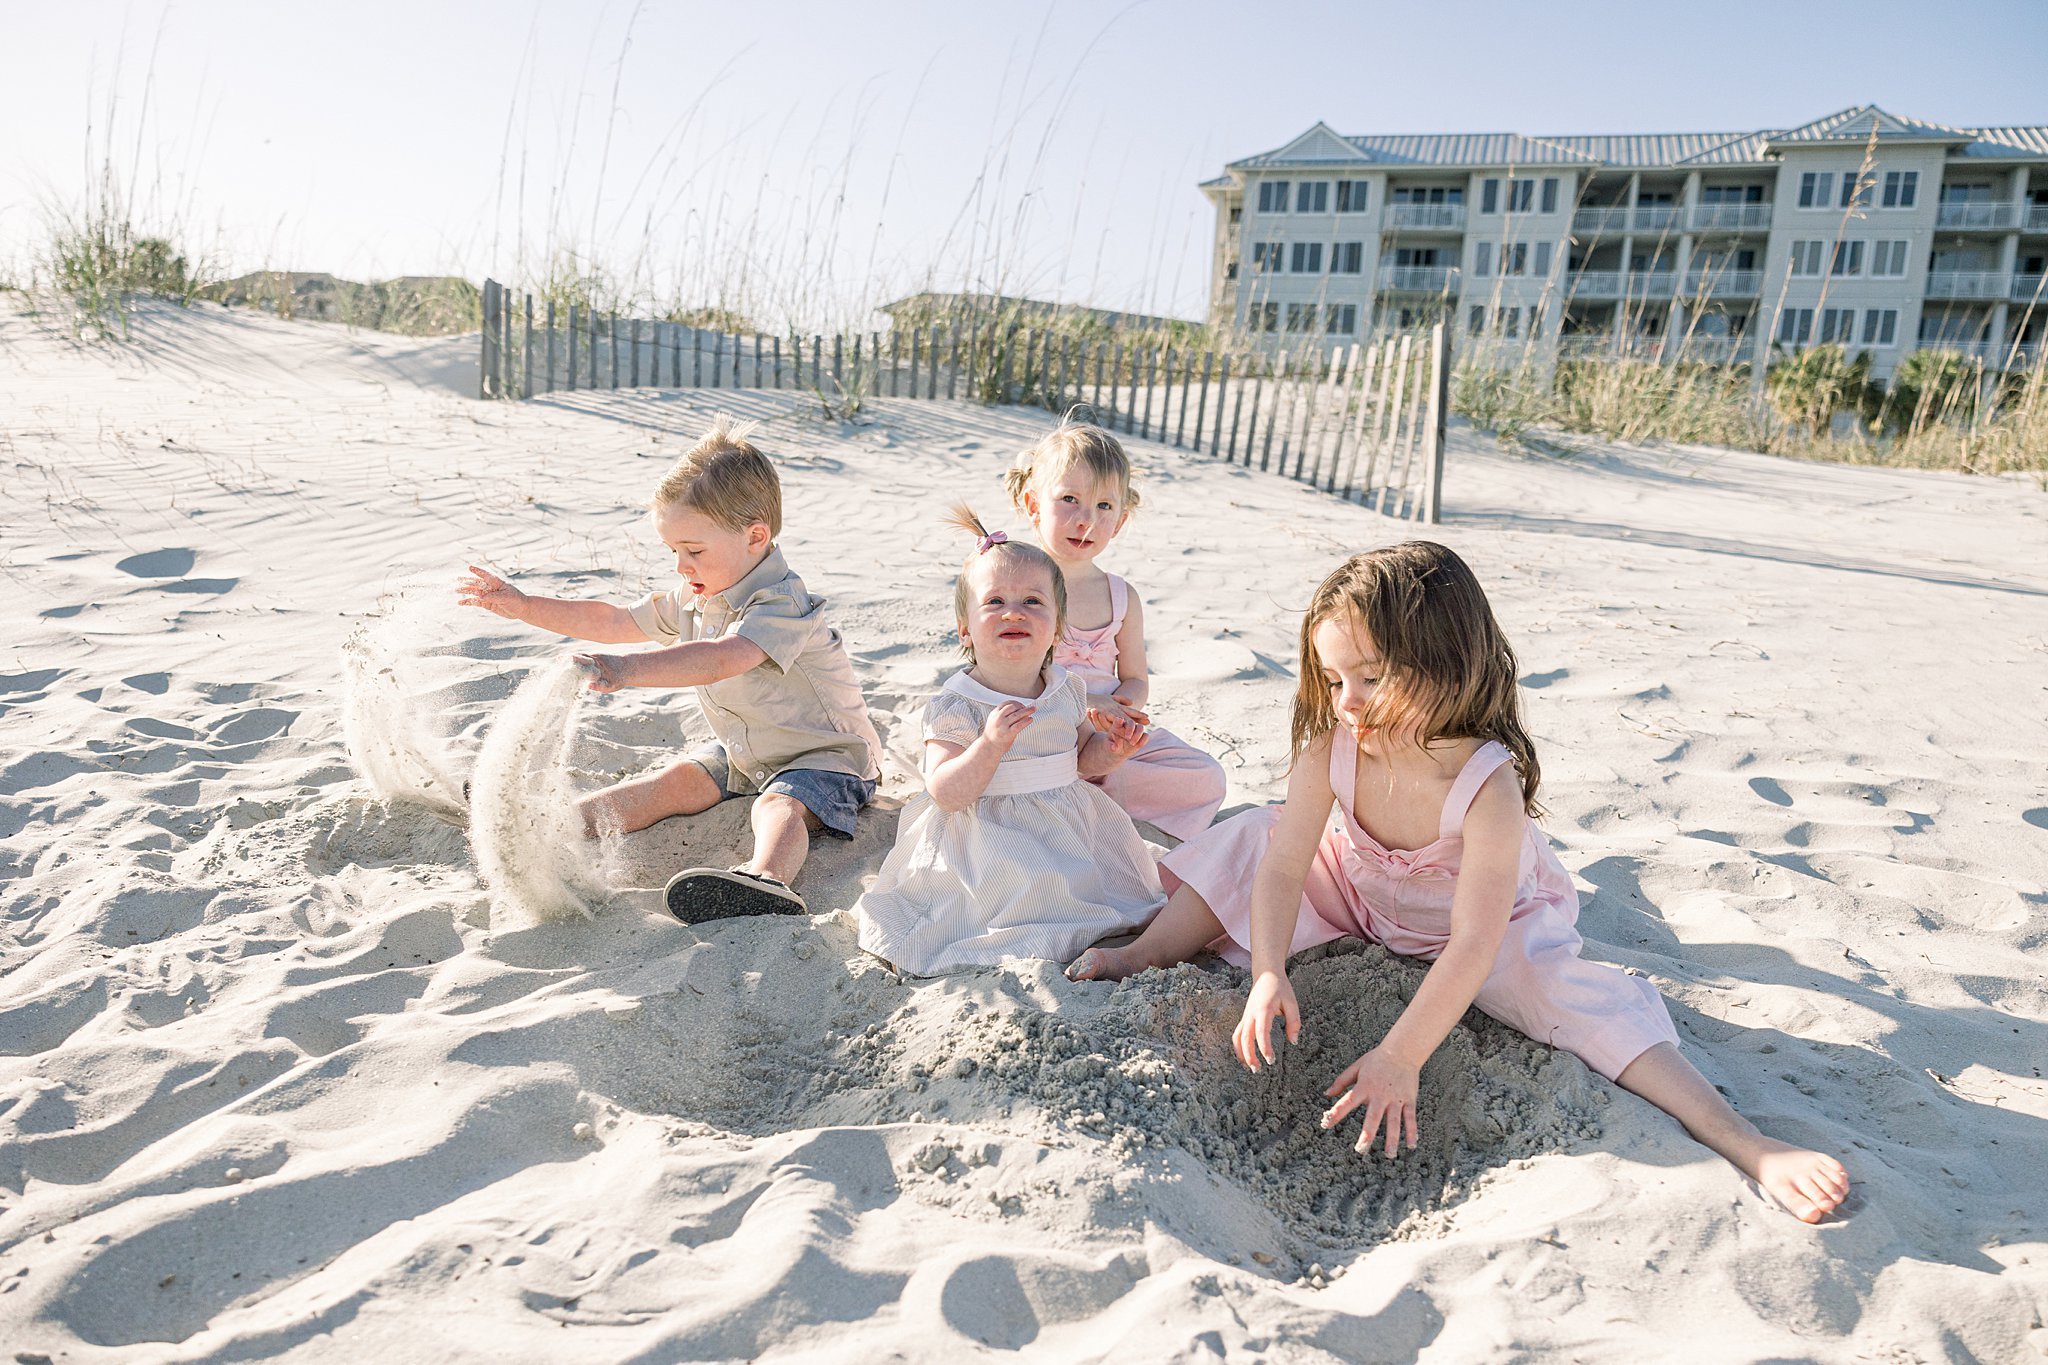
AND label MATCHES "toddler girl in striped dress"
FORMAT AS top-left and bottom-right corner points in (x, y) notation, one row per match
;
(855, 508), (1164, 975)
